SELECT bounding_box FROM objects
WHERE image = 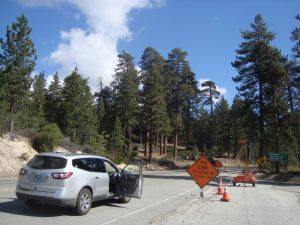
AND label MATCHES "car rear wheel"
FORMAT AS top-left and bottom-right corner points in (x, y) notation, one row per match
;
(119, 195), (131, 203)
(75, 188), (92, 215)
